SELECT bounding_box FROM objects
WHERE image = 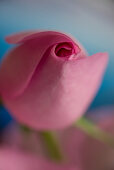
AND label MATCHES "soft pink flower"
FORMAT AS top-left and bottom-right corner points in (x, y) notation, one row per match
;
(0, 31), (108, 130)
